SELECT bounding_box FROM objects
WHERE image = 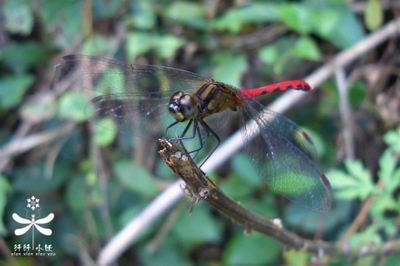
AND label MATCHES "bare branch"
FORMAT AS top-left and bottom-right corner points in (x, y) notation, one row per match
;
(335, 67), (355, 160)
(158, 139), (400, 258)
(97, 18), (400, 265)
(0, 123), (75, 162)
(158, 139), (335, 253)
